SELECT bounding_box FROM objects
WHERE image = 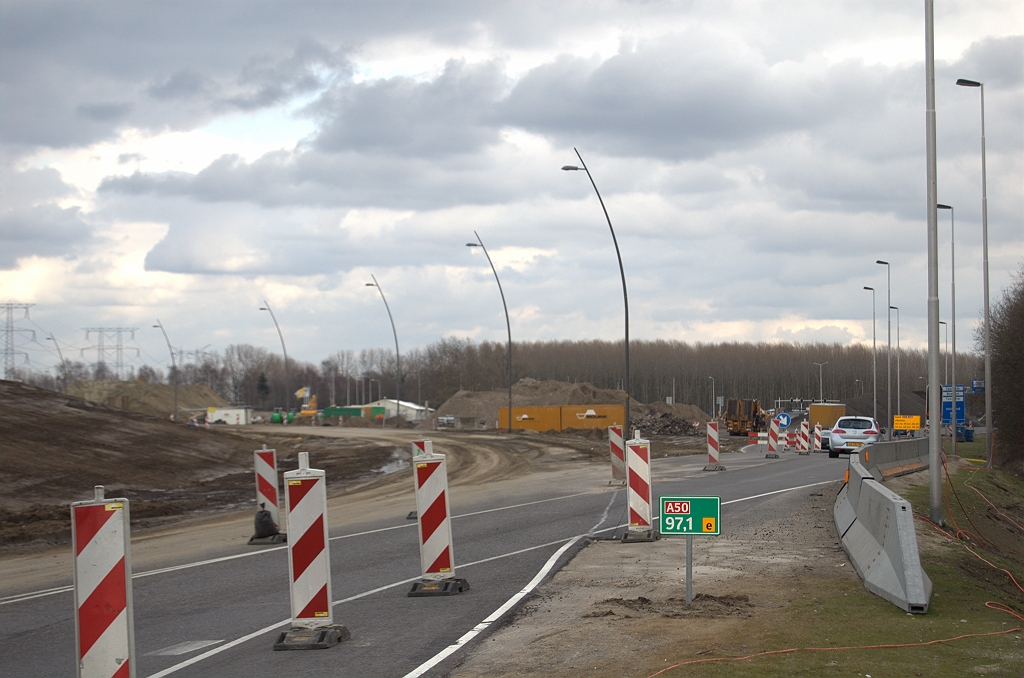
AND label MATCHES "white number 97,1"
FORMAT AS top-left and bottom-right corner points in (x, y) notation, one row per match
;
(663, 516), (693, 531)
